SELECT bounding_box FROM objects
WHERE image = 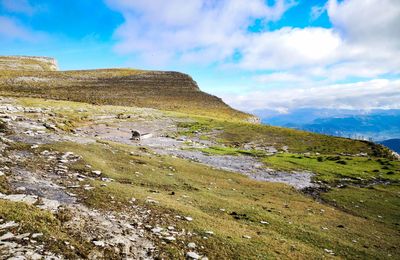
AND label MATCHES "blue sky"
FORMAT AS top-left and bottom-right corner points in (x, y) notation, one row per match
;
(0, 0), (399, 113)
